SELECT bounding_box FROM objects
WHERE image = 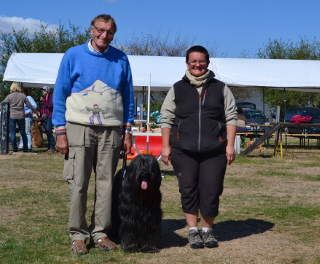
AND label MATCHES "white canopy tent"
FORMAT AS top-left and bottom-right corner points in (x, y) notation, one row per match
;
(4, 53), (320, 122)
(4, 53), (320, 91)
